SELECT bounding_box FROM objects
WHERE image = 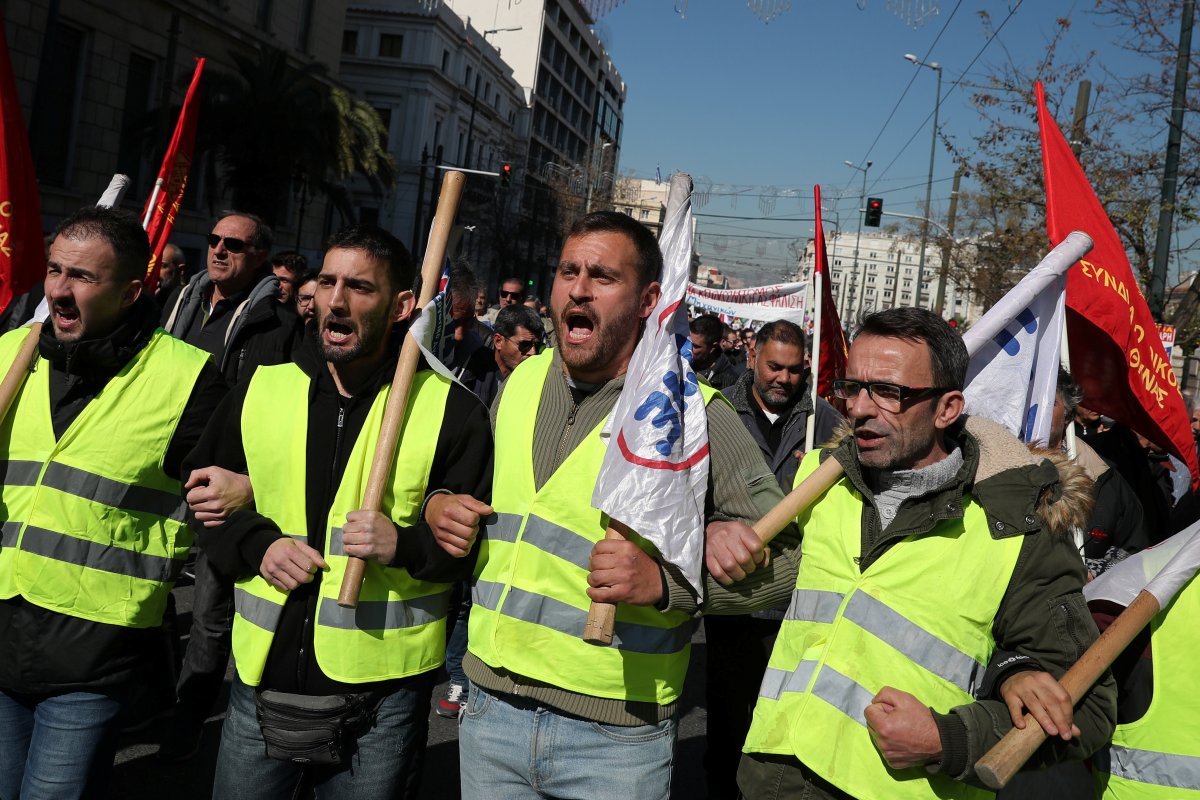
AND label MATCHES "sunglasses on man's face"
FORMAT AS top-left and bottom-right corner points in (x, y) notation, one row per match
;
(506, 336), (541, 354)
(499, 290), (524, 300)
(206, 234), (254, 253)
